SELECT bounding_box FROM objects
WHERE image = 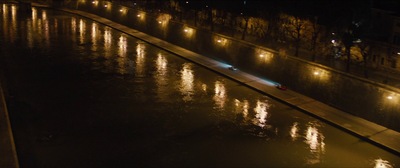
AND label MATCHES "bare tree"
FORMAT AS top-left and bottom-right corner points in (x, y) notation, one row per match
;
(308, 17), (321, 61)
(282, 15), (306, 57)
(357, 42), (371, 78)
(248, 17), (268, 39)
(342, 31), (353, 72)
(241, 16), (249, 40)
